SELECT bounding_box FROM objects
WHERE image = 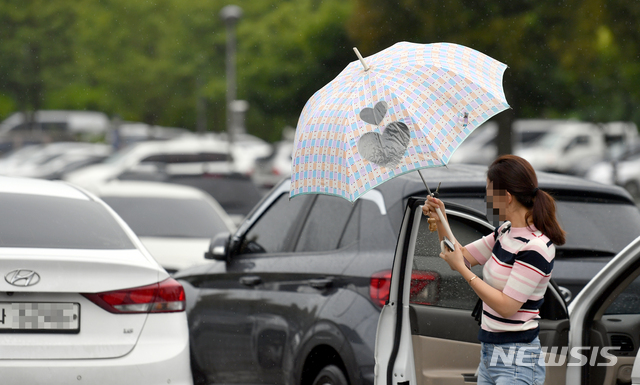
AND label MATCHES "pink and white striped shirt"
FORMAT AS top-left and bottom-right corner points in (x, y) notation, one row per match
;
(466, 221), (555, 343)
